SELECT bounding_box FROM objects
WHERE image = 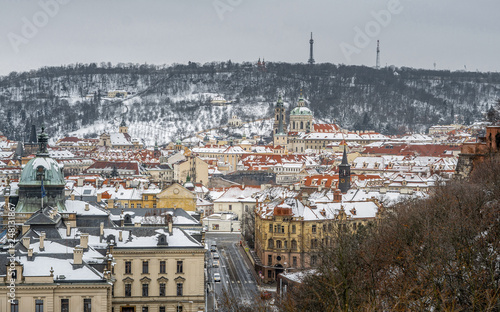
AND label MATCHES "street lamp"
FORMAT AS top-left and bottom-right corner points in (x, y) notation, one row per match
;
(177, 300), (193, 312)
